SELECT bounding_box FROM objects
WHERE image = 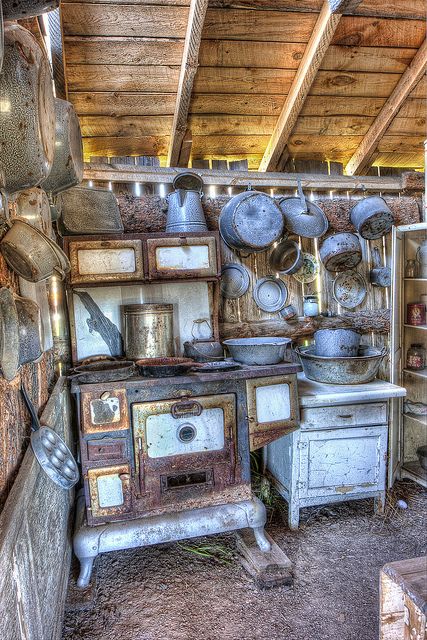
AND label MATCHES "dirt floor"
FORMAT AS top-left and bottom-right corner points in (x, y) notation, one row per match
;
(63, 480), (426, 640)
